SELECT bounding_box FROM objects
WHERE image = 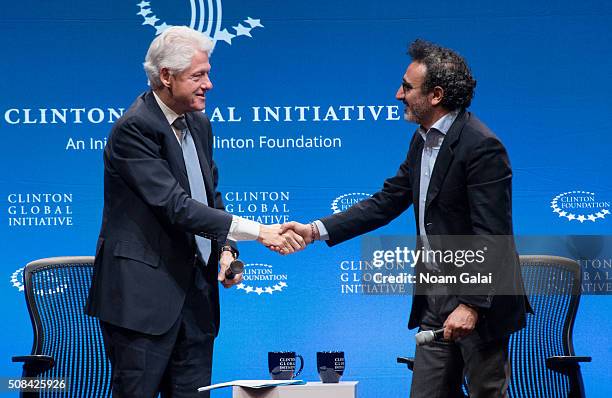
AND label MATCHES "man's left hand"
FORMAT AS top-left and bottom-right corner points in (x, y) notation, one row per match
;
(218, 251), (243, 288)
(443, 304), (478, 341)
